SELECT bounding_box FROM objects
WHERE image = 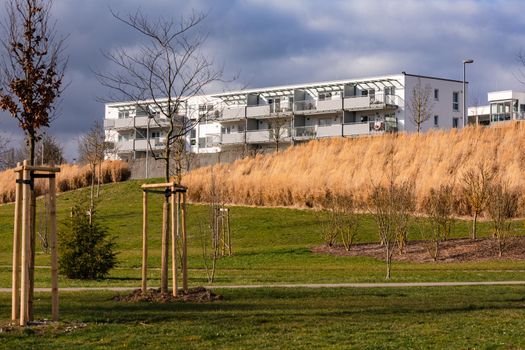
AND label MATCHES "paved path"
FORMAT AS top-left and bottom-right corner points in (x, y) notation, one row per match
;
(2, 281), (525, 293)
